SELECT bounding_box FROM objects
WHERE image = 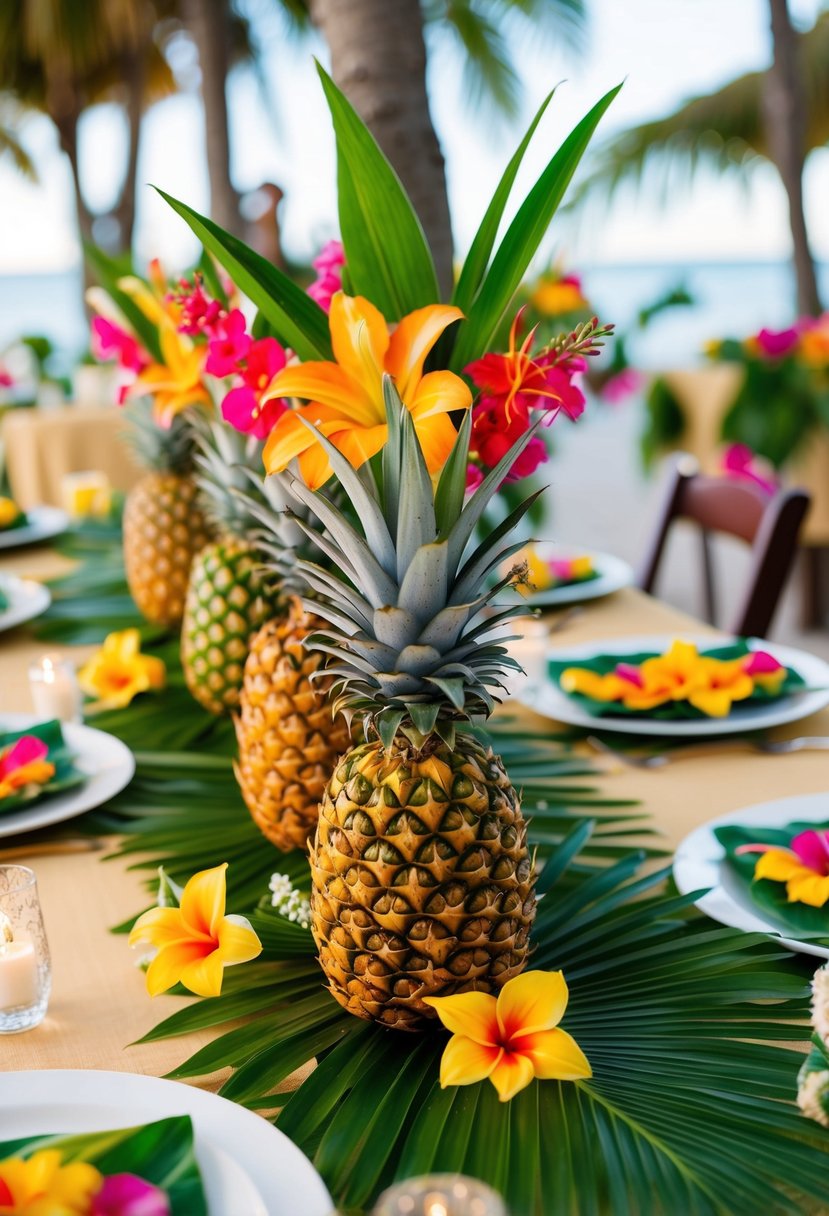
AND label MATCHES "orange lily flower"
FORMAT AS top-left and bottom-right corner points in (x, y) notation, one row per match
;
(262, 292), (471, 488)
(129, 862), (262, 997)
(424, 970), (591, 1103)
(0, 1149), (102, 1216)
(77, 629), (166, 712)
